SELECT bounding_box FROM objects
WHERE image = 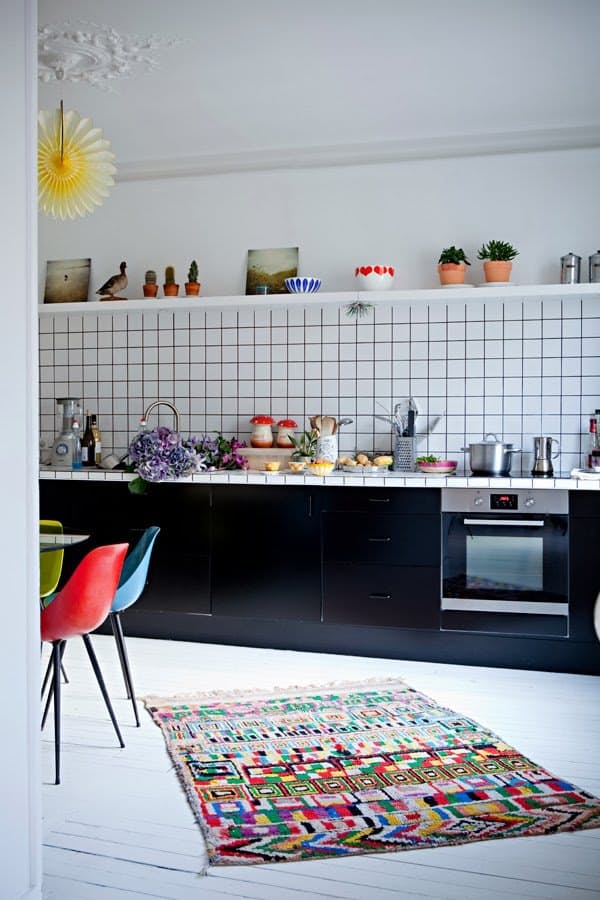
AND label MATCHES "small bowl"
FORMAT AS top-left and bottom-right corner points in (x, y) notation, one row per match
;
(263, 460), (281, 472)
(417, 459), (457, 475)
(285, 276), (321, 294)
(355, 265), (395, 291)
(306, 461), (335, 476)
(288, 460), (306, 472)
